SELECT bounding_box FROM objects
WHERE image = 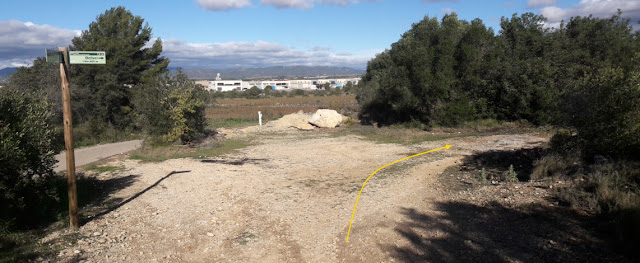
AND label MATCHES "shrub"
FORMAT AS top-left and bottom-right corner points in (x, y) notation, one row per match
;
(561, 68), (640, 160)
(292, 89), (305, 96)
(0, 90), (59, 228)
(134, 71), (207, 143)
(504, 164), (518, 182)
